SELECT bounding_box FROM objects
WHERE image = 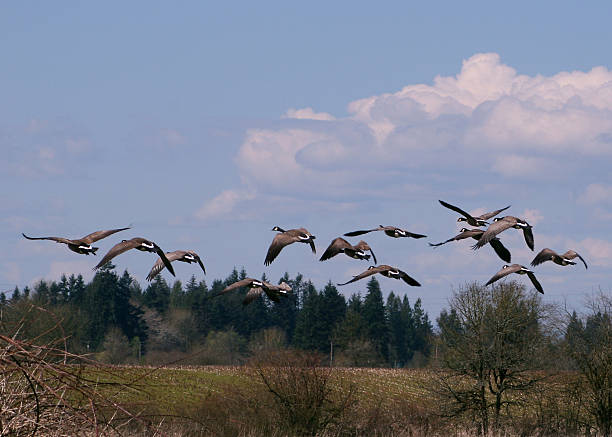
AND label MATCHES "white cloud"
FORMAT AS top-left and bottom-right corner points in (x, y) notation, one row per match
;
(521, 208), (544, 226)
(195, 189), (256, 220)
(228, 52), (612, 202)
(576, 238), (612, 267)
(160, 128), (185, 146)
(492, 154), (553, 177)
(283, 107), (335, 121)
(580, 183), (612, 205)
